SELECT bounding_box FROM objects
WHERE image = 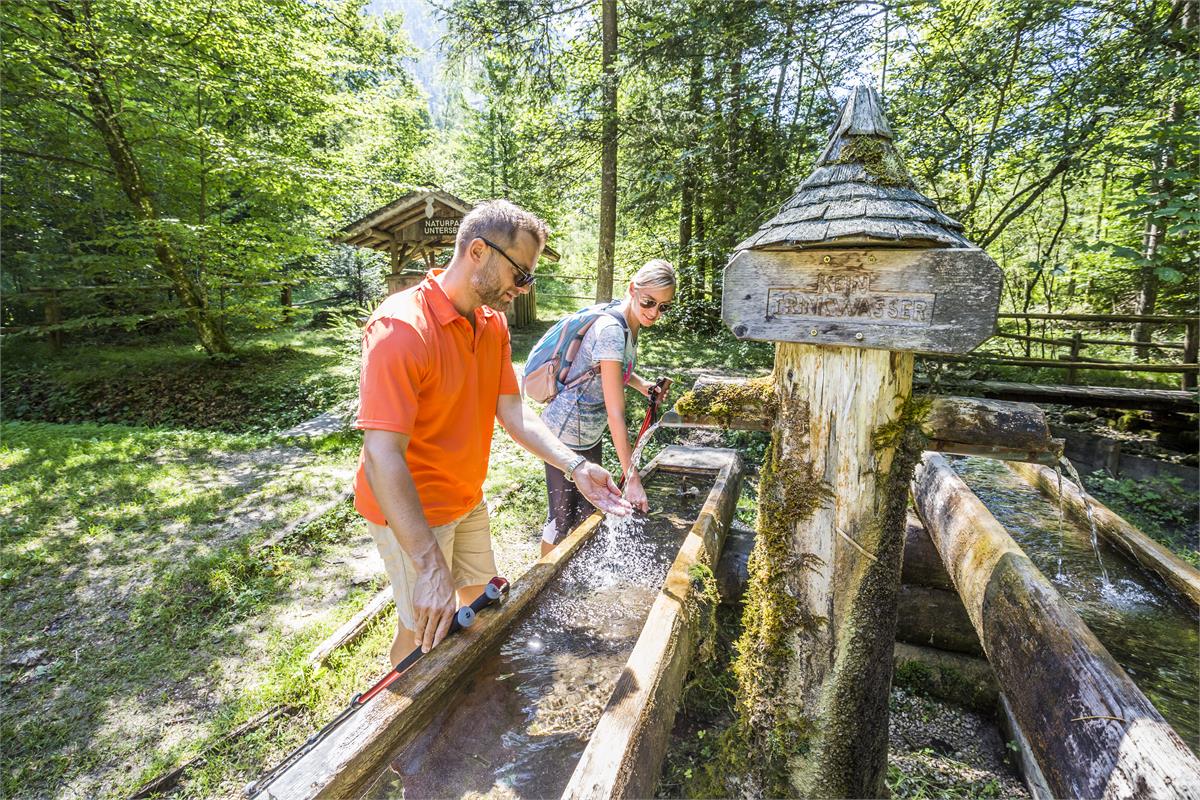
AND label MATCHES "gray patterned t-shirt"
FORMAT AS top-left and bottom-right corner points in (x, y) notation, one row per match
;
(539, 313), (635, 448)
